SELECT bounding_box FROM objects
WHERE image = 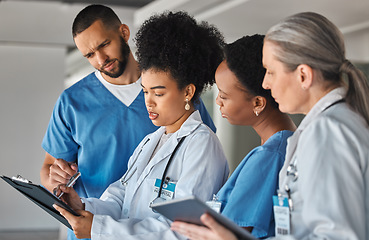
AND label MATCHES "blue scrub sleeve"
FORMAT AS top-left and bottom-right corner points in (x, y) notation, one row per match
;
(42, 95), (78, 162)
